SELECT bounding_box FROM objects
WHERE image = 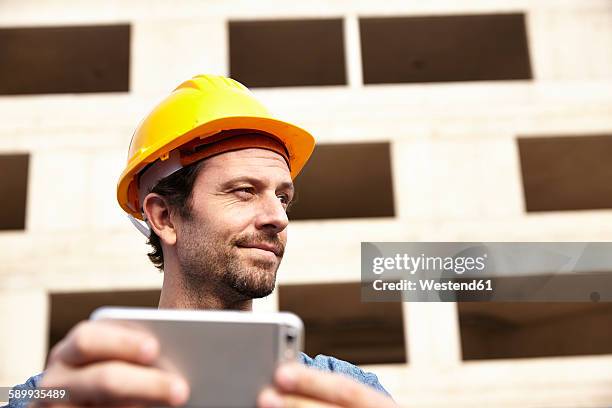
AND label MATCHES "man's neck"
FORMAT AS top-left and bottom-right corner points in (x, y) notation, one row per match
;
(158, 266), (253, 311)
